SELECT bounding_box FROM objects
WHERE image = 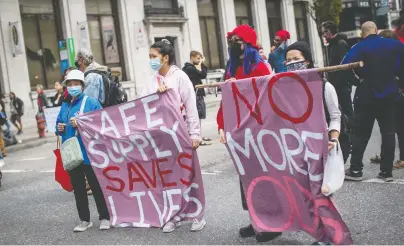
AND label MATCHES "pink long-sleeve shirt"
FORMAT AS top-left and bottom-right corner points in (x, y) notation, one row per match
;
(140, 65), (201, 141)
